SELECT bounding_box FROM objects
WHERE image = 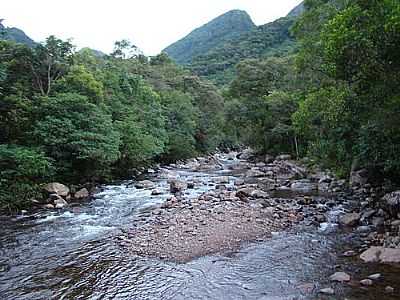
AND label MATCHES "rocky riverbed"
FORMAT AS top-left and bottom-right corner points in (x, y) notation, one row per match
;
(119, 151), (344, 262)
(1, 150), (400, 299)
